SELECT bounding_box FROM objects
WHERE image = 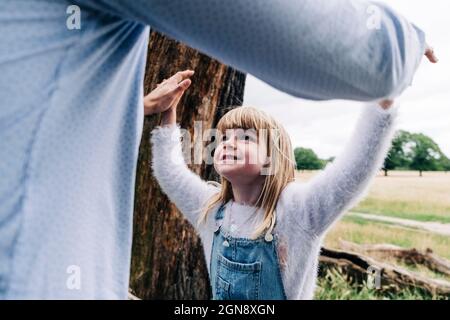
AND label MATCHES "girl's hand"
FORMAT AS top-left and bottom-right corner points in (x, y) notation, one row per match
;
(378, 99), (394, 110)
(144, 69), (194, 116)
(378, 44), (438, 110)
